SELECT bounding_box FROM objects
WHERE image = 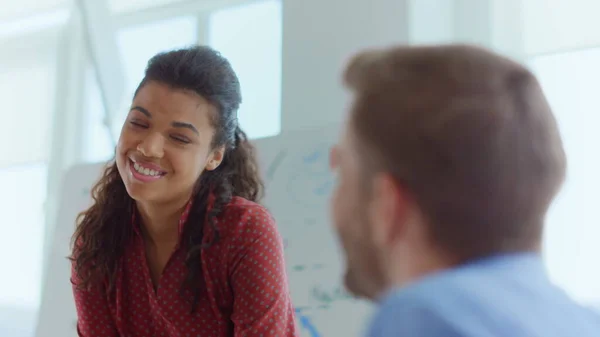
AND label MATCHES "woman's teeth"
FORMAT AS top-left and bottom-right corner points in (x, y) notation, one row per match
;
(133, 163), (161, 176)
